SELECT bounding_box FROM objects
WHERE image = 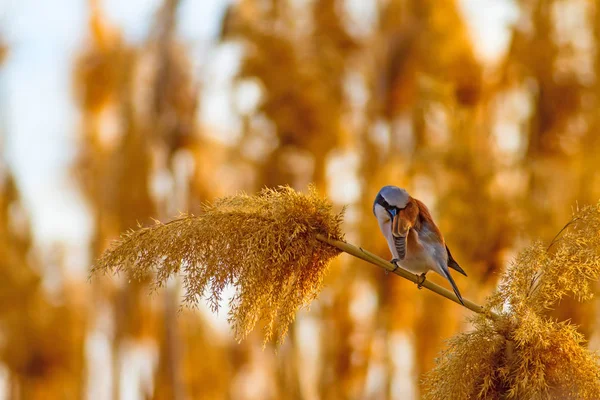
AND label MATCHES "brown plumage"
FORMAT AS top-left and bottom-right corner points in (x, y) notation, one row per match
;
(373, 186), (467, 304)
